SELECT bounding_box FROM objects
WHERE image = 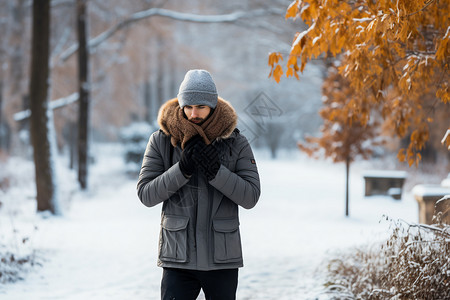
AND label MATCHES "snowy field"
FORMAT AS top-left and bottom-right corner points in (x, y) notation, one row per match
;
(0, 144), (418, 299)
